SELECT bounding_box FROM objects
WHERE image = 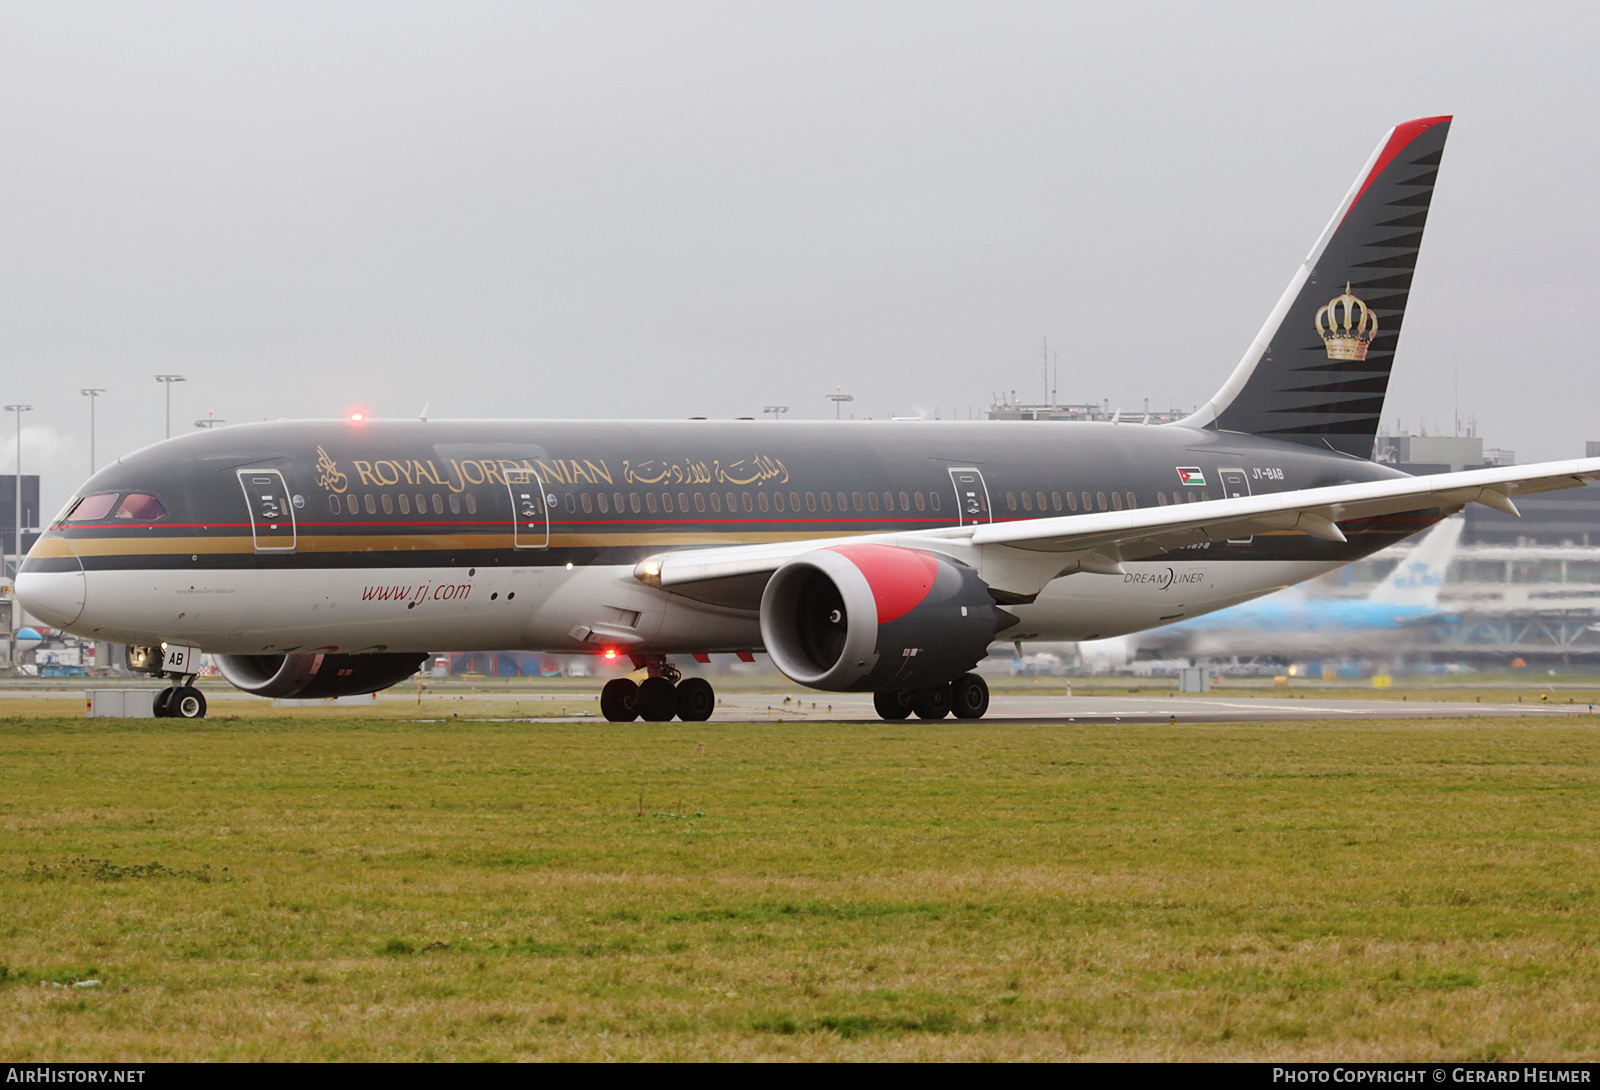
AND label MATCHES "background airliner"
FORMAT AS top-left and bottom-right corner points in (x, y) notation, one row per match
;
(18, 116), (1600, 721)
(1072, 514), (1464, 669)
